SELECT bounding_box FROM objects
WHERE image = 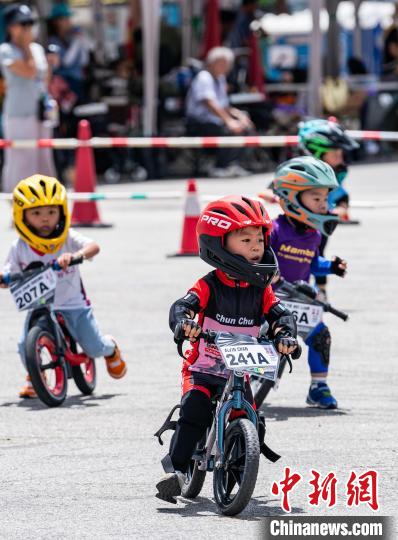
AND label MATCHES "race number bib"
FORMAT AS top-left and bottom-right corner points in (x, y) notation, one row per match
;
(281, 300), (323, 332)
(10, 267), (57, 312)
(215, 332), (280, 381)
